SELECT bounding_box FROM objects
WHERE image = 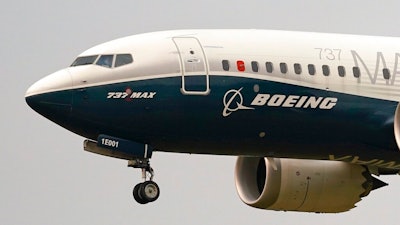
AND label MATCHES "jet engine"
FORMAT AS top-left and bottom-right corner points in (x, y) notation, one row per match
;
(394, 103), (400, 148)
(235, 157), (386, 213)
